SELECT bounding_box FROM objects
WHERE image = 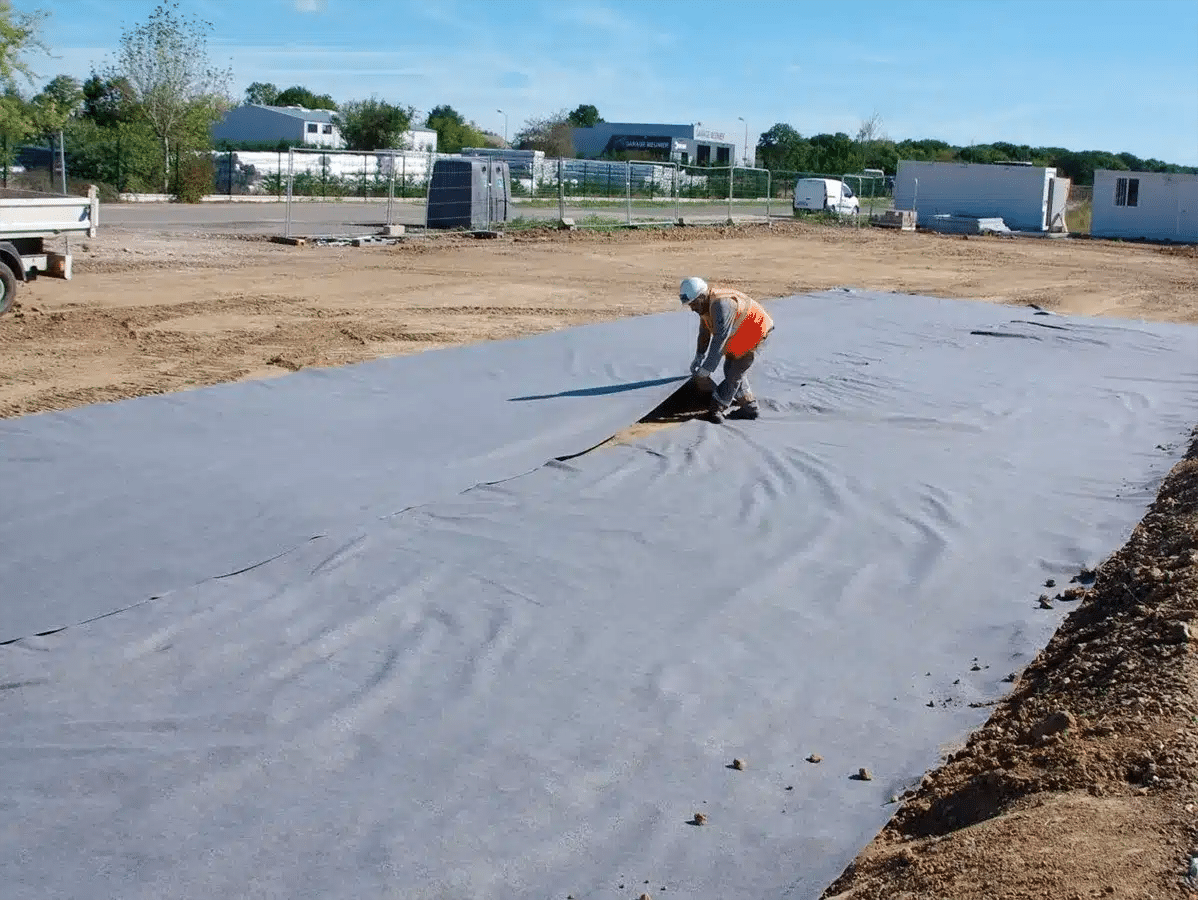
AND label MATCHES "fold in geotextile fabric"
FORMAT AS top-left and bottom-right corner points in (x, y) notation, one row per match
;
(2, 290), (1196, 900)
